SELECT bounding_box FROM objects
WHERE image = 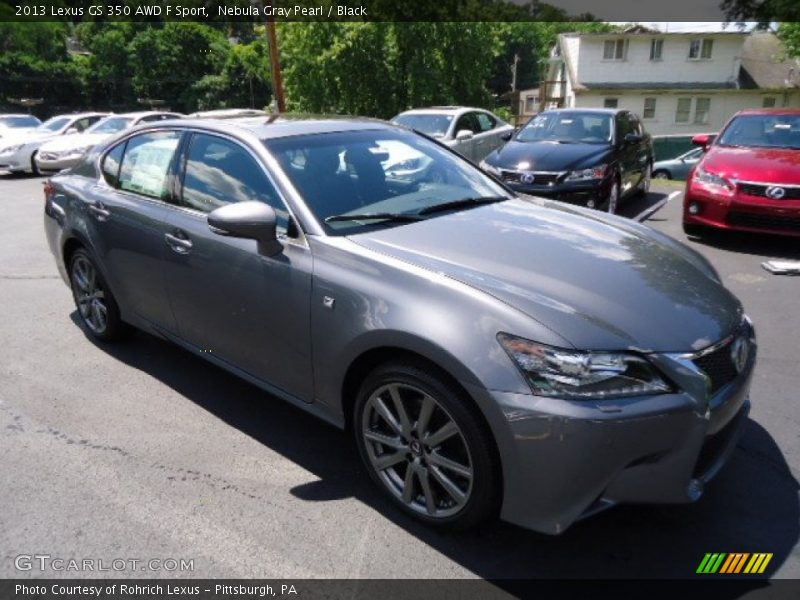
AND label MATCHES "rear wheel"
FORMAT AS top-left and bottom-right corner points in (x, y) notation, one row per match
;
(69, 248), (126, 341)
(354, 361), (498, 530)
